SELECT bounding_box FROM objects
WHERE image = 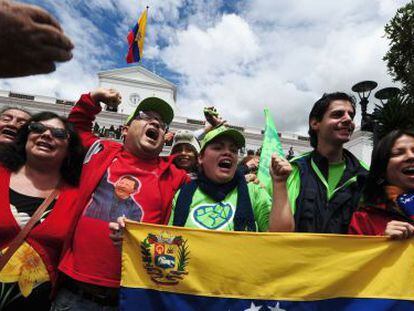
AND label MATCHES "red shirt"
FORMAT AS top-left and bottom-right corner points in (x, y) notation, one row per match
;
(59, 93), (188, 288)
(348, 203), (410, 236)
(0, 166), (80, 286)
